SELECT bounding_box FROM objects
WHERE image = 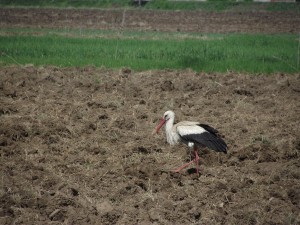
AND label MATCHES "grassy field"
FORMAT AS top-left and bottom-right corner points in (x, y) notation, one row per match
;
(0, 0), (299, 12)
(145, 0), (300, 12)
(0, 29), (299, 73)
(1, 1), (299, 73)
(0, 0), (131, 8)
